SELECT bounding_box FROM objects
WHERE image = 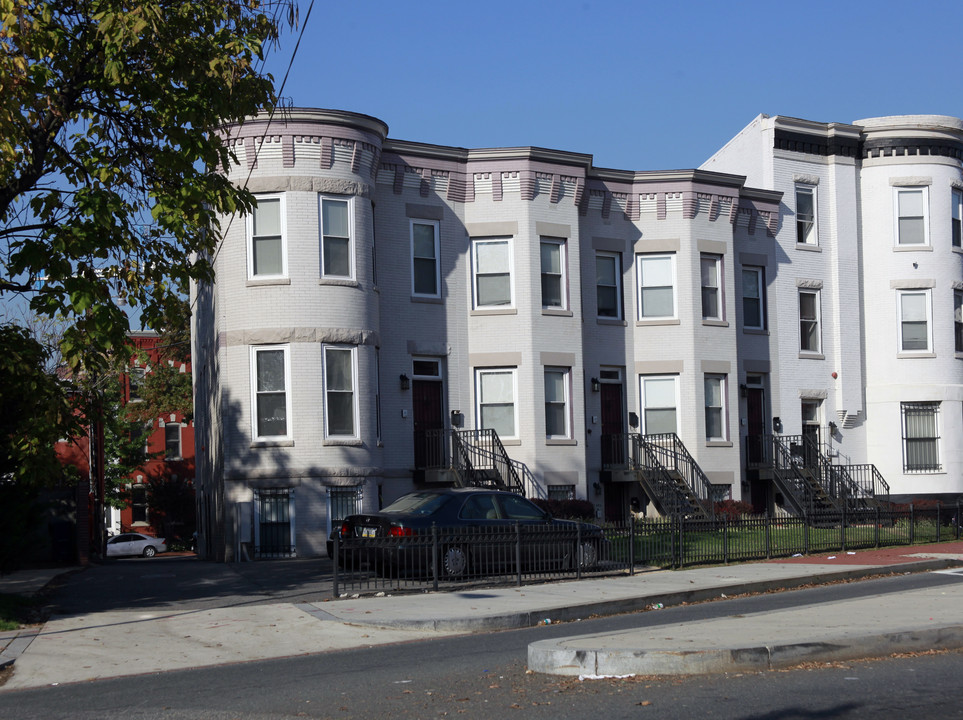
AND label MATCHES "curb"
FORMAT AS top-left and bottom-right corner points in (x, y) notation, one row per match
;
(528, 624), (963, 676)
